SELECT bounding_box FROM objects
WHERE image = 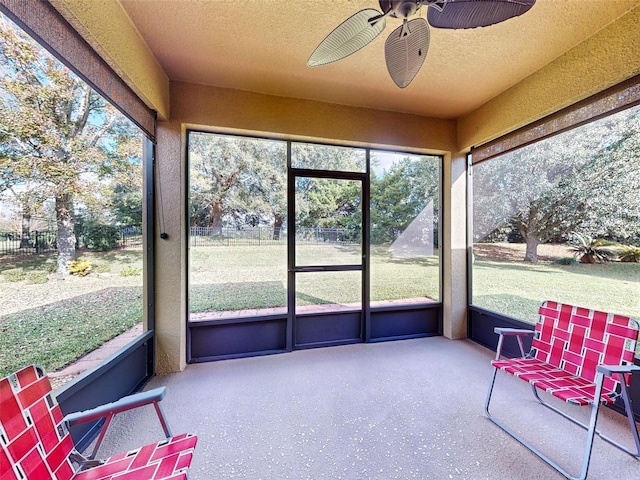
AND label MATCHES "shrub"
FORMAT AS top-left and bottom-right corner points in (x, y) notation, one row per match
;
(68, 259), (93, 276)
(555, 256), (578, 265)
(120, 266), (141, 277)
(568, 233), (616, 264)
(2, 269), (25, 282)
(82, 223), (121, 251)
(616, 245), (640, 263)
(26, 271), (48, 284)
